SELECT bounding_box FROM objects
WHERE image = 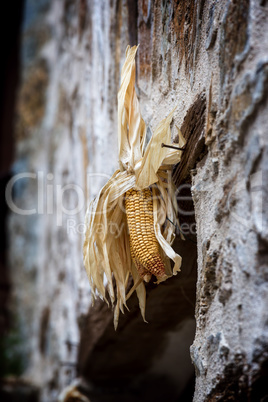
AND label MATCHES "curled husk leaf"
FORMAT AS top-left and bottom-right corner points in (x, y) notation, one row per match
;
(83, 45), (185, 328)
